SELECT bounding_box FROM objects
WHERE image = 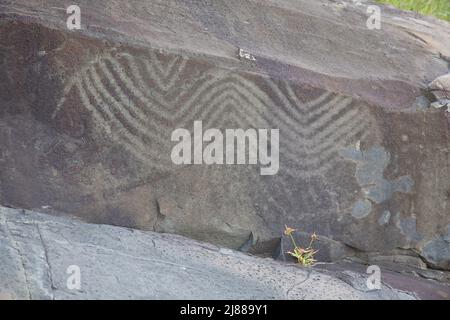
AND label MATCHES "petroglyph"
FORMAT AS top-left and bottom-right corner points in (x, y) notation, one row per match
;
(54, 49), (375, 177)
(266, 81), (375, 177)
